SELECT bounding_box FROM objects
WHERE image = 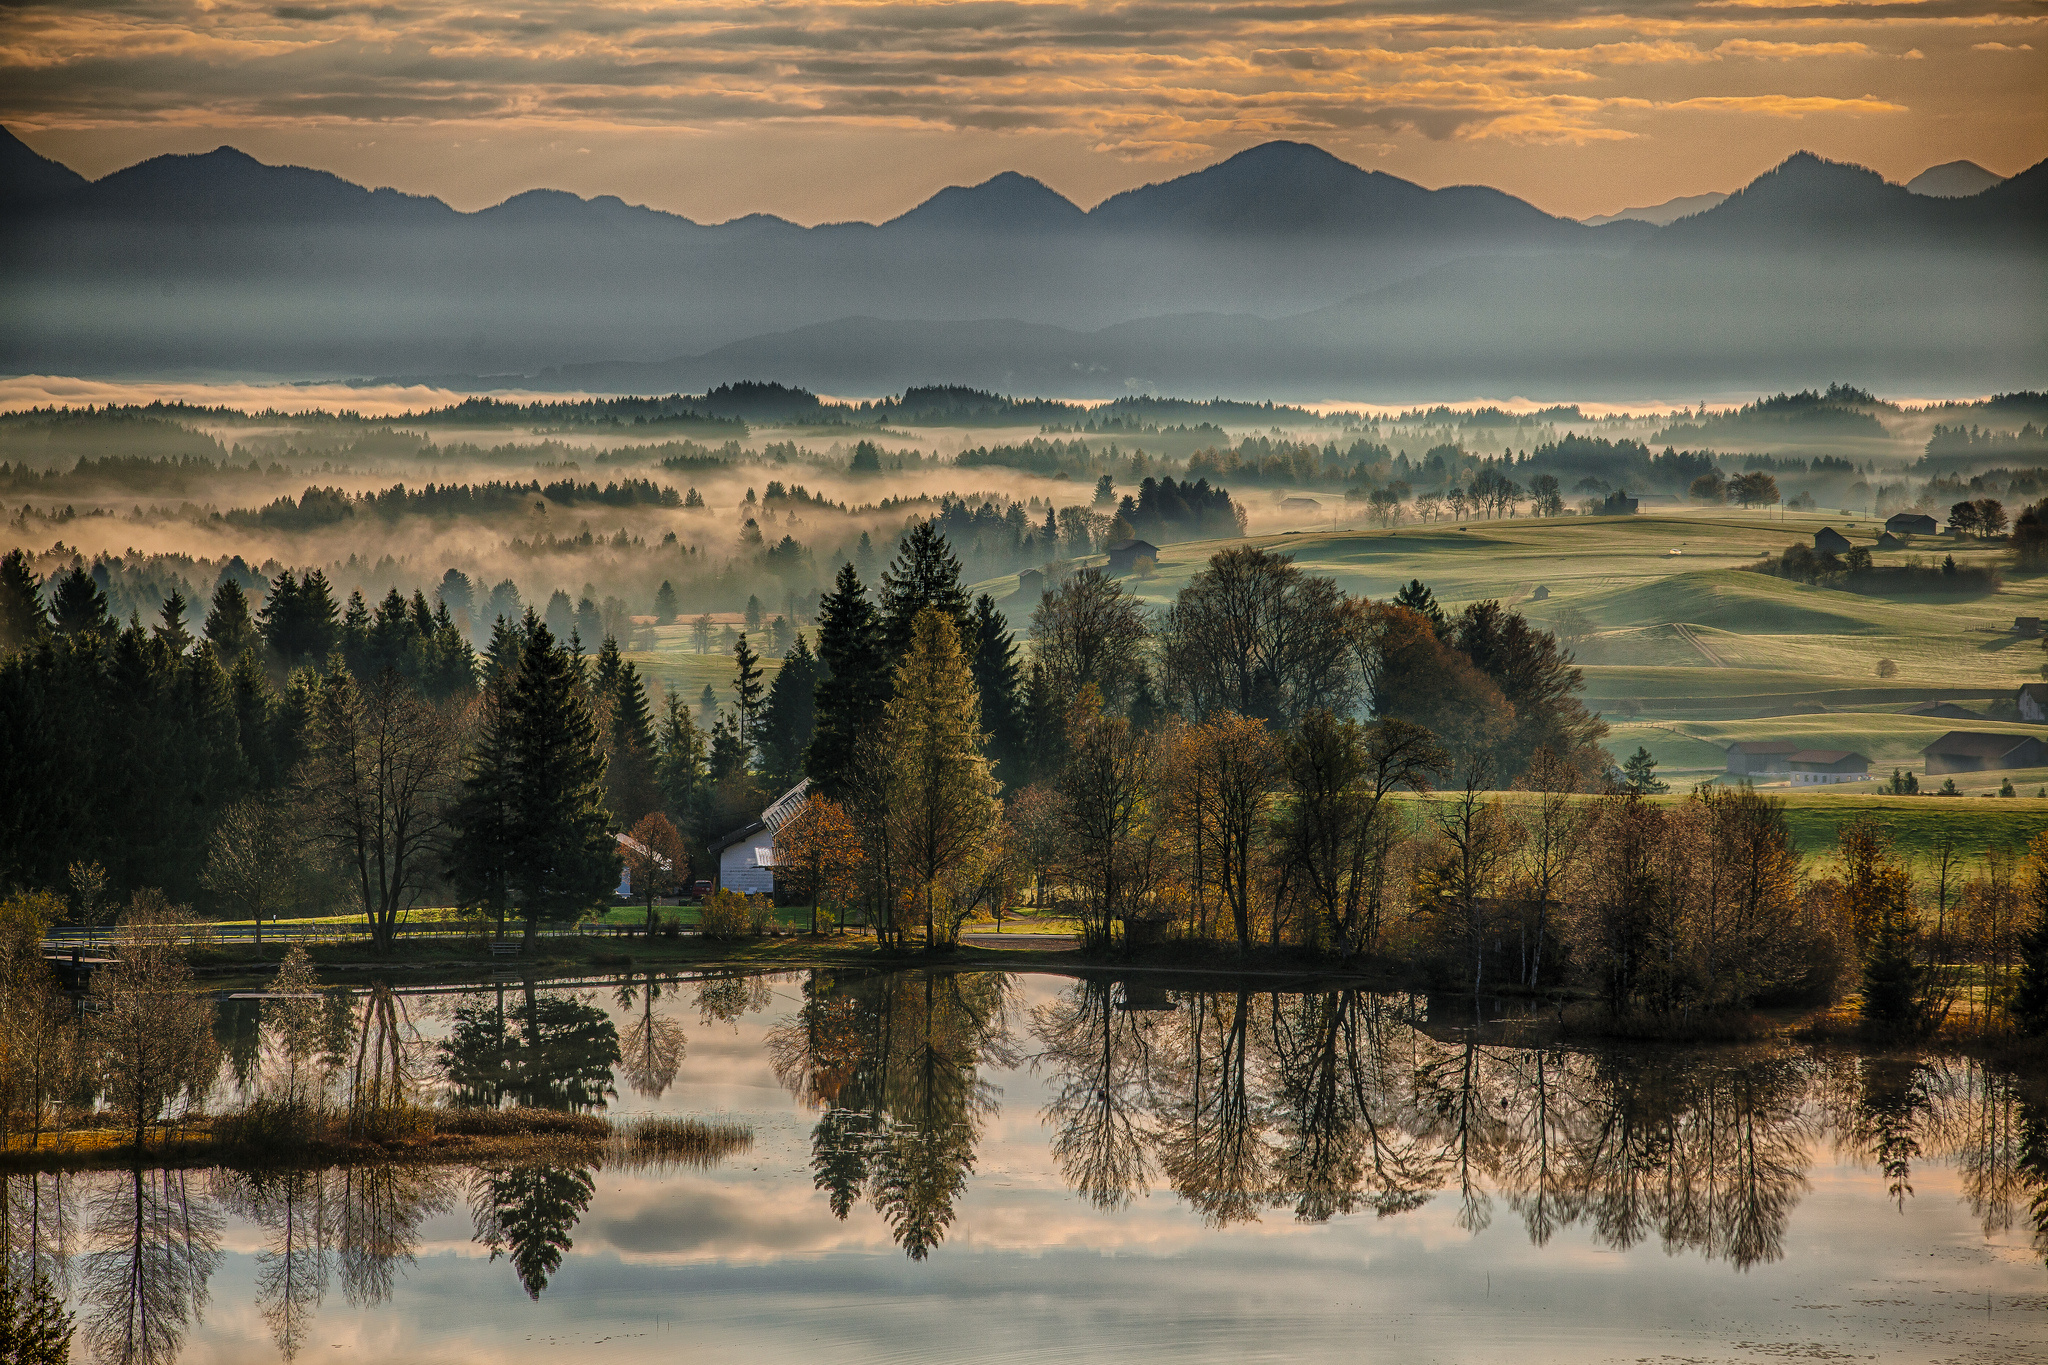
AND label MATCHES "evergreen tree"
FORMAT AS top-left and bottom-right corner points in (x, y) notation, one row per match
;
(1020, 659), (1063, 785)
(448, 651), (521, 941)
(1392, 579), (1447, 635)
(0, 548), (46, 655)
(574, 594), (603, 643)
(339, 588), (371, 669)
(1861, 873), (1926, 1032)
(745, 594), (763, 632)
(484, 578), (523, 629)
(544, 589), (574, 641)
(967, 594), (1024, 787)
(655, 690), (707, 829)
(758, 633), (819, 787)
(2015, 863), (2048, 1035)
(483, 613), (526, 683)
(808, 562), (891, 795)
(51, 565), (112, 637)
(593, 636), (659, 825)
(880, 522), (970, 657)
(731, 632), (766, 759)
(259, 567), (341, 668)
(707, 713), (748, 780)
(153, 588), (194, 656)
(697, 682), (717, 726)
(654, 580), (678, 624)
(496, 617), (618, 946)
(1621, 745), (1668, 795)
